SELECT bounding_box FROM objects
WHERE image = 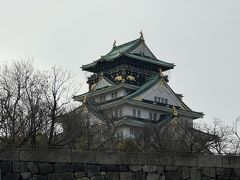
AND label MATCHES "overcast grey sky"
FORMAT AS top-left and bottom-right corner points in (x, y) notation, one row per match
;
(0, 0), (239, 125)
